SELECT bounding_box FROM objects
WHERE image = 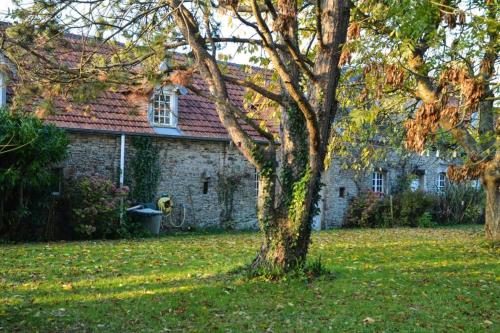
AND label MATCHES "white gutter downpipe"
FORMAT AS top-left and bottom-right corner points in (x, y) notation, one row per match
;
(119, 134), (126, 224)
(119, 134), (126, 187)
(0, 59), (6, 107)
